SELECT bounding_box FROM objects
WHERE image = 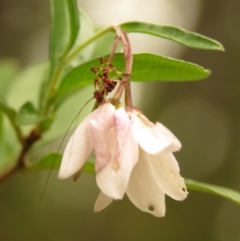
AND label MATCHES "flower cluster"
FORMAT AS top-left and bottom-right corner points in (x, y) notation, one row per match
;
(58, 103), (187, 217)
